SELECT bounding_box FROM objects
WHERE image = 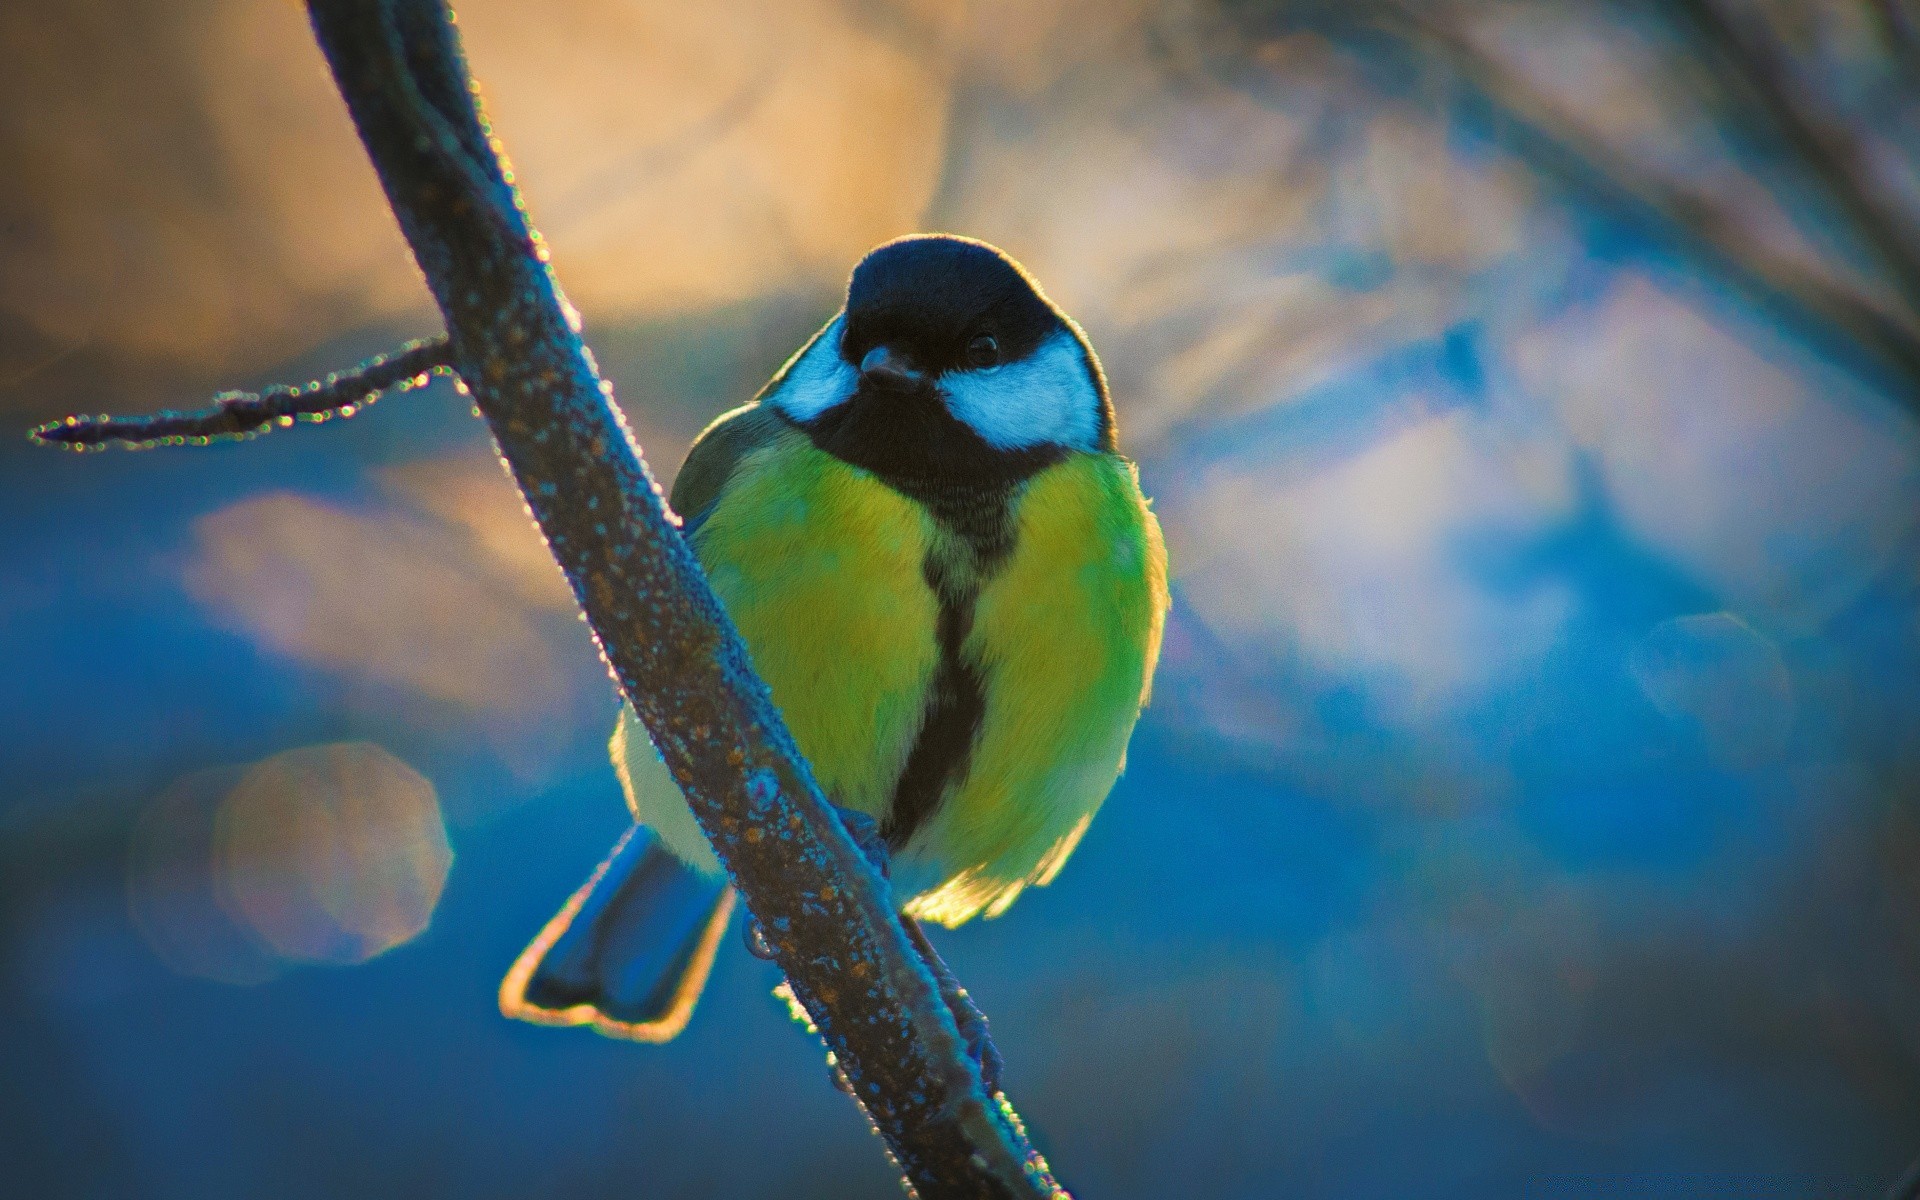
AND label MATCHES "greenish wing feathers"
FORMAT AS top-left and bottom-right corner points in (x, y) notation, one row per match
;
(669, 403), (789, 531)
(613, 401), (793, 877)
(612, 705), (723, 877)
